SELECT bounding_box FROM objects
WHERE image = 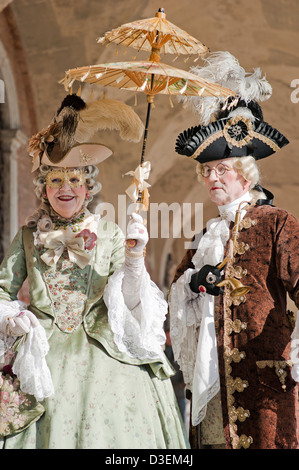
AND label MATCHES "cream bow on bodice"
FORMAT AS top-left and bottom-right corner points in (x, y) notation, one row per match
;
(39, 228), (92, 269)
